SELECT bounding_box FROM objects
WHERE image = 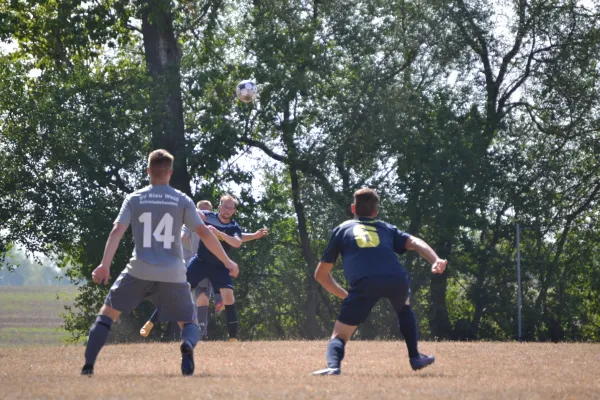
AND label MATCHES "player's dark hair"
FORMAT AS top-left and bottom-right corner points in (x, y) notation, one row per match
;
(353, 188), (379, 217)
(148, 149), (174, 178)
